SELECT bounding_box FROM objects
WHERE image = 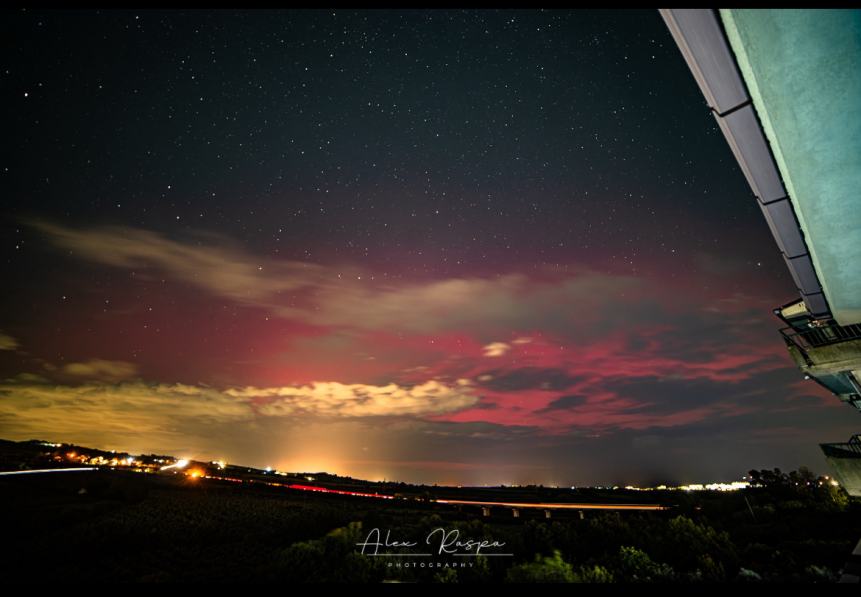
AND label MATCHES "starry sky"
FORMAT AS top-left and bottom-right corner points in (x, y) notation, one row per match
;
(0, 9), (854, 486)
